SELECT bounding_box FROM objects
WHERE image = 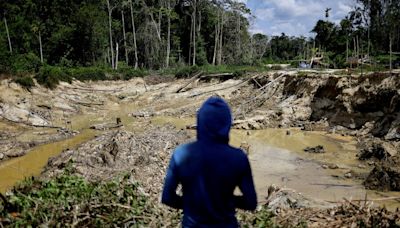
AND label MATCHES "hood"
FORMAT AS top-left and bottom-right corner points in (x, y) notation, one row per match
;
(197, 97), (232, 143)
